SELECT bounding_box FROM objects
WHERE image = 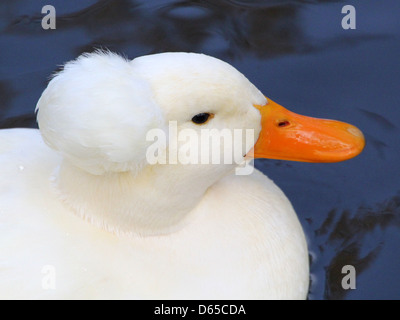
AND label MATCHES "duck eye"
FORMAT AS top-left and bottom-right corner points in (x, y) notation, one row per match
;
(192, 113), (214, 125)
